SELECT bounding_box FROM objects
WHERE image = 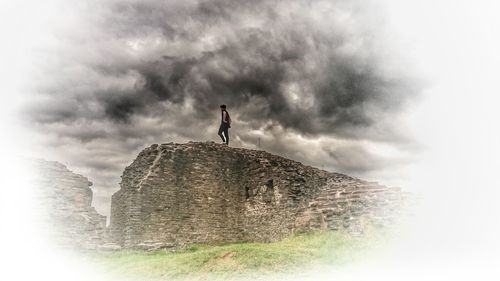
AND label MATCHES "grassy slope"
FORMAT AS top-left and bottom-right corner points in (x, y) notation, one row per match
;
(85, 228), (392, 281)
